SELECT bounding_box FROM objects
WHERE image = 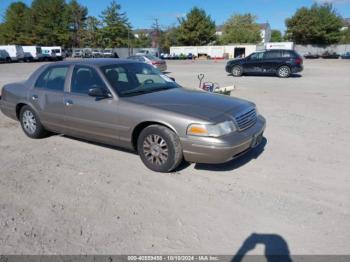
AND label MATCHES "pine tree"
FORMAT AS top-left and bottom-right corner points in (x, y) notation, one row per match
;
(100, 0), (131, 47)
(177, 7), (216, 46)
(65, 0), (88, 48)
(0, 2), (30, 45)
